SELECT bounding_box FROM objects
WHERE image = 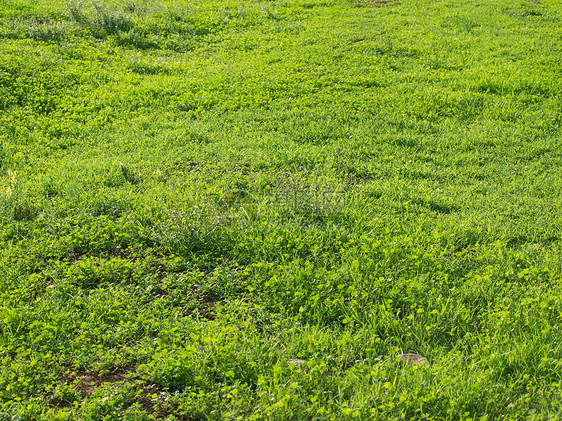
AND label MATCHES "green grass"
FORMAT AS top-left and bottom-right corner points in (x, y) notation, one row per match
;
(1, 0), (562, 419)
